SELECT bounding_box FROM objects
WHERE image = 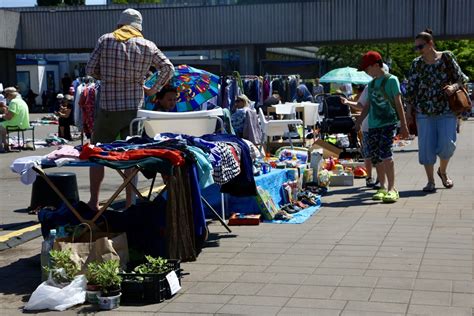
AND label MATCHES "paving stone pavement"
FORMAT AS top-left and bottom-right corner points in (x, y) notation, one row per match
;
(0, 119), (472, 315)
